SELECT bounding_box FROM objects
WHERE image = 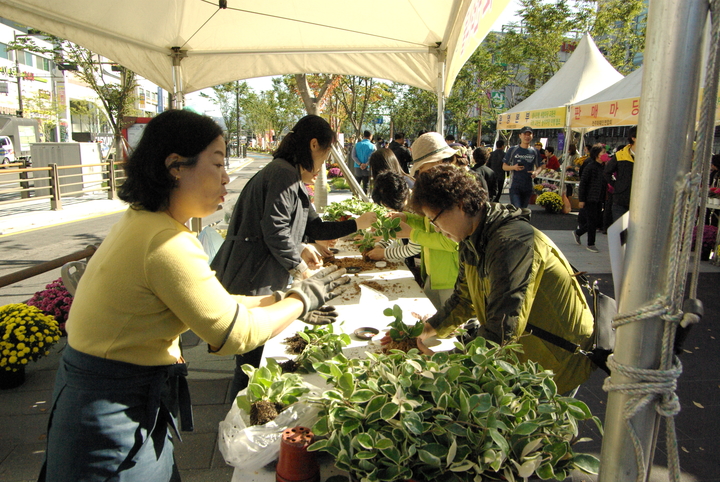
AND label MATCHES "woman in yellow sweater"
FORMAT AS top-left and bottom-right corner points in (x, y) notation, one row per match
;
(38, 110), (347, 482)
